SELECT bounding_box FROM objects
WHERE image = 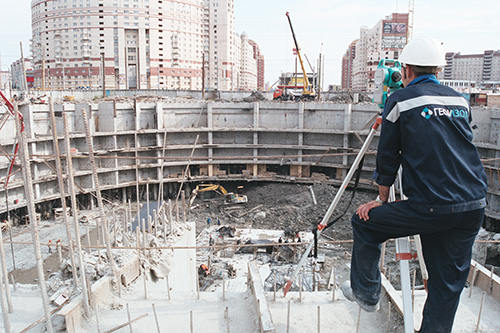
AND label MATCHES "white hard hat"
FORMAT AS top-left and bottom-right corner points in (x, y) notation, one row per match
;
(399, 36), (446, 67)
